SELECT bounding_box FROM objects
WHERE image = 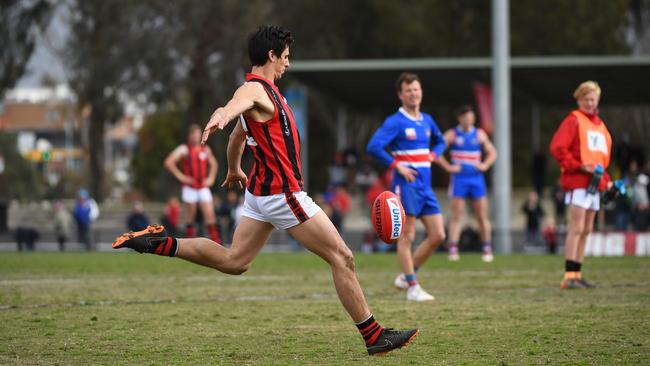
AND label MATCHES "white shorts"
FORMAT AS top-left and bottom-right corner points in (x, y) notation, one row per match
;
(182, 186), (213, 204)
(242, 190), (321, 230)
(565, 188), (600, 211)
